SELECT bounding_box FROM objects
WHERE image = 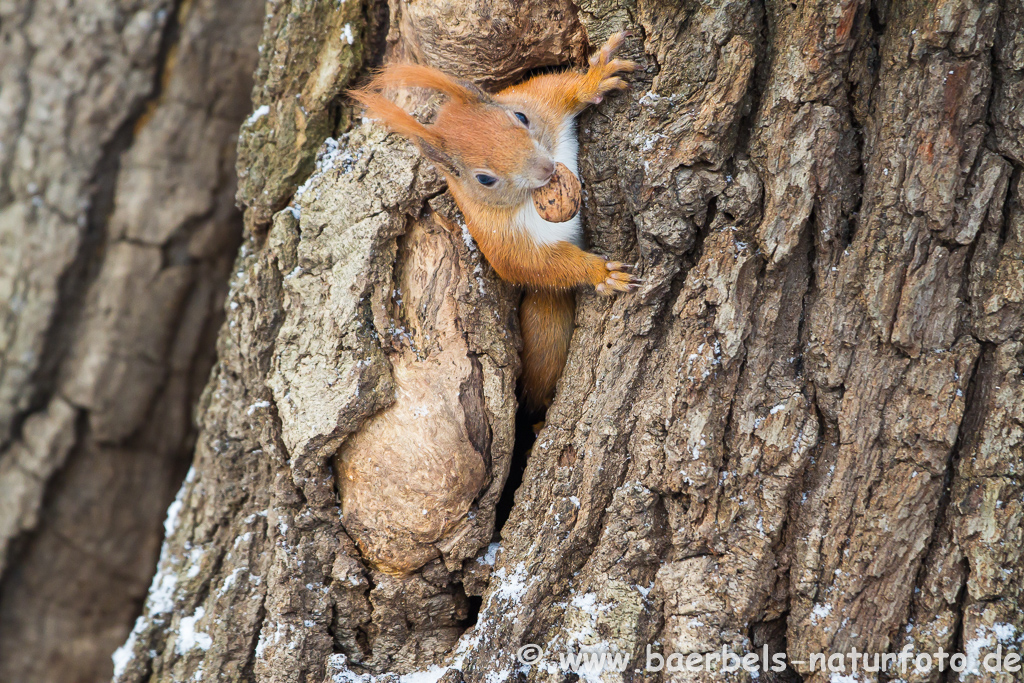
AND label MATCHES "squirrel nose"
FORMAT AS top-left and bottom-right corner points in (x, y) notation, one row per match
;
(537, 158), (555, 182)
